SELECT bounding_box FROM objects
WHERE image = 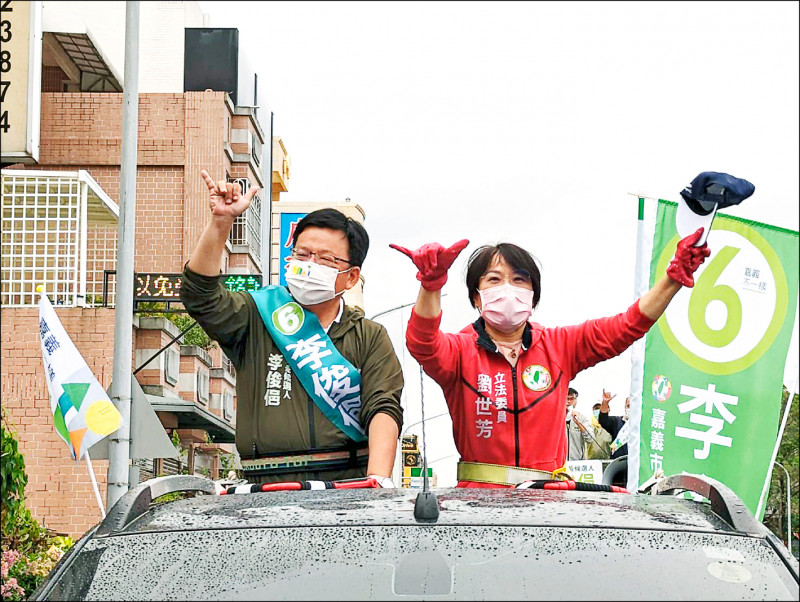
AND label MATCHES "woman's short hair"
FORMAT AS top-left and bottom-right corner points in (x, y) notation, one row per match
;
(465, 243), (542, 309)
